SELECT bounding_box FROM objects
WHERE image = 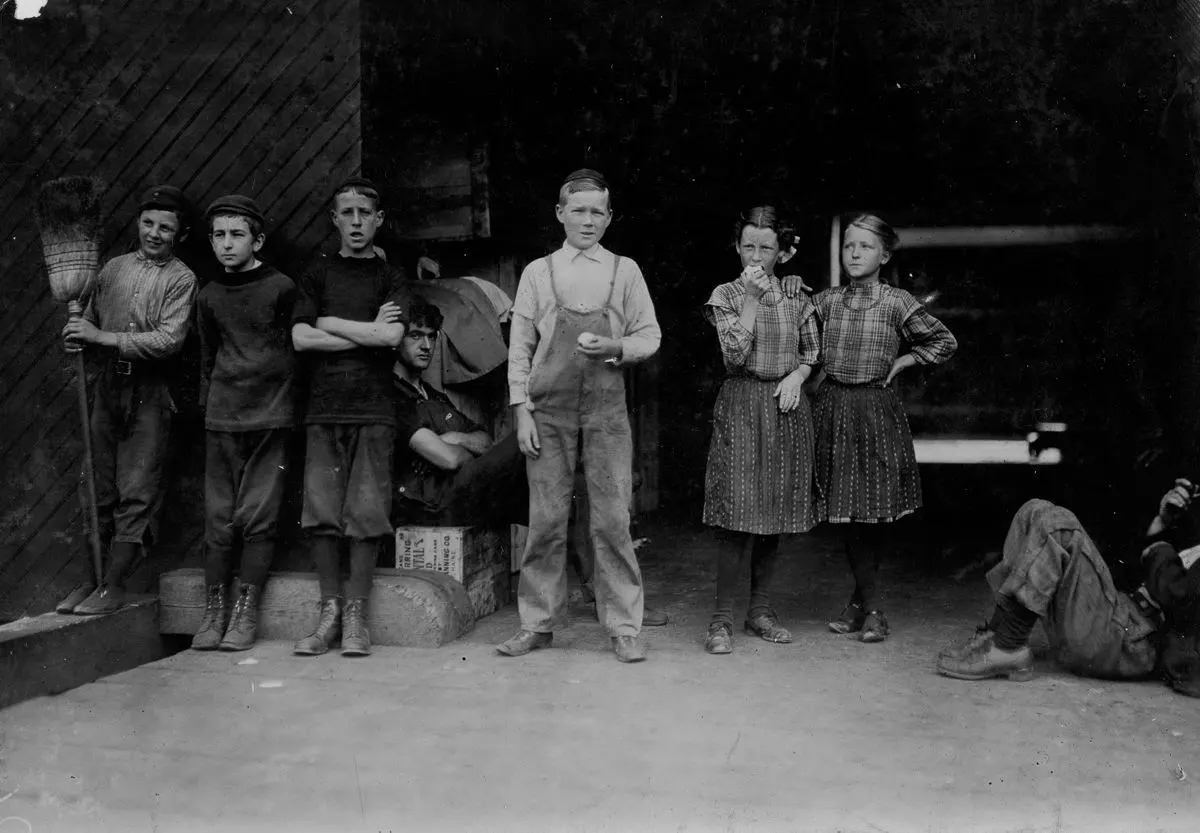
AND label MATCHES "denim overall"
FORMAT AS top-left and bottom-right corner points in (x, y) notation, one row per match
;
(518, 255), (644, 636)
